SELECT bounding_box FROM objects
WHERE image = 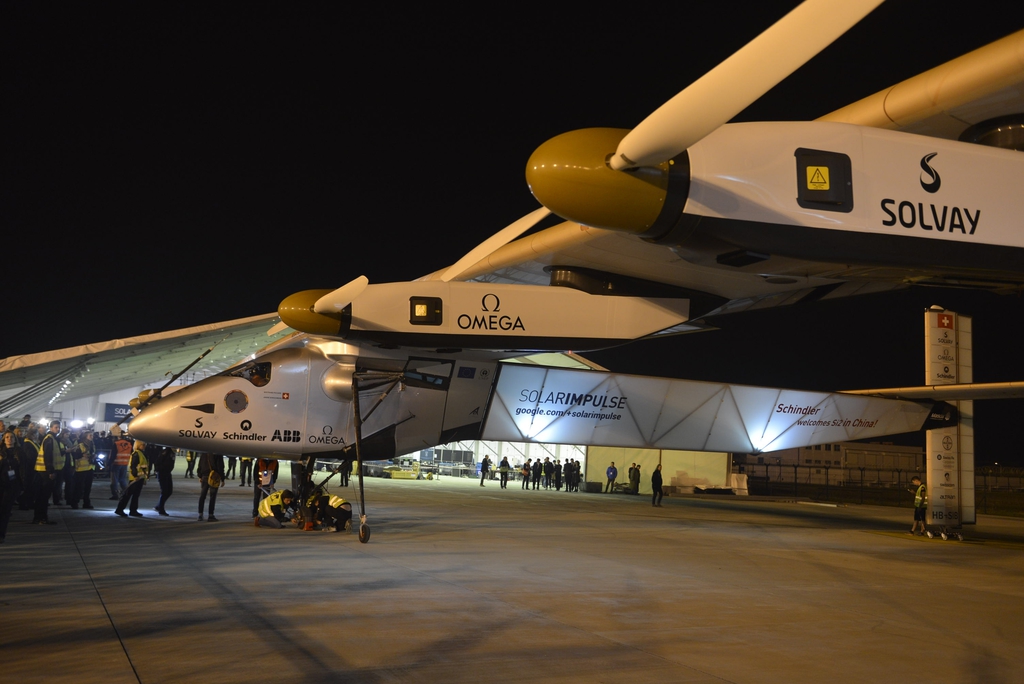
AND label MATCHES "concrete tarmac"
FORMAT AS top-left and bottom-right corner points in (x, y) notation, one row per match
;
(3, 469), (1023, 684)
